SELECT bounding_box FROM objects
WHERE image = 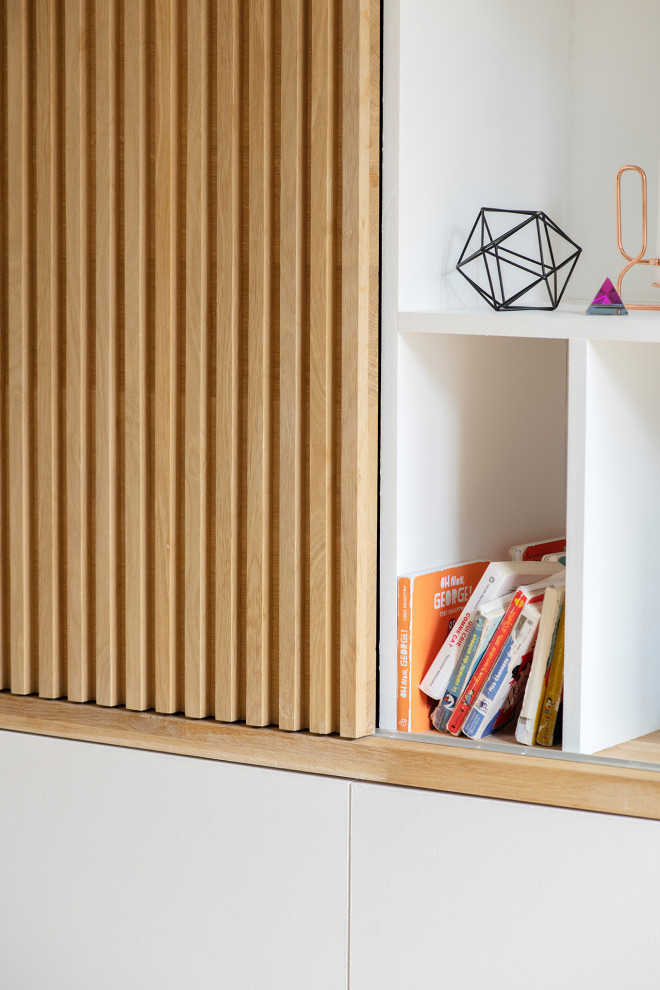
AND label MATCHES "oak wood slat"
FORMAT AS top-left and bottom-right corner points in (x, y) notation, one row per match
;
(154, 0), (180, 713)
(35, 0), (63, 698)
(184, 0), (210, 717)
(124, 0), (151, 710)
(246, 0), (273, 726)
(340, 0), (376, 738)
(214, 0), (241, 722)
(65, 0), (92, 701)
(309, 0), (336, 734)
(6, 0), (34, 695)
(278, 0), (305, 731)
(94, 0), (121, 706)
